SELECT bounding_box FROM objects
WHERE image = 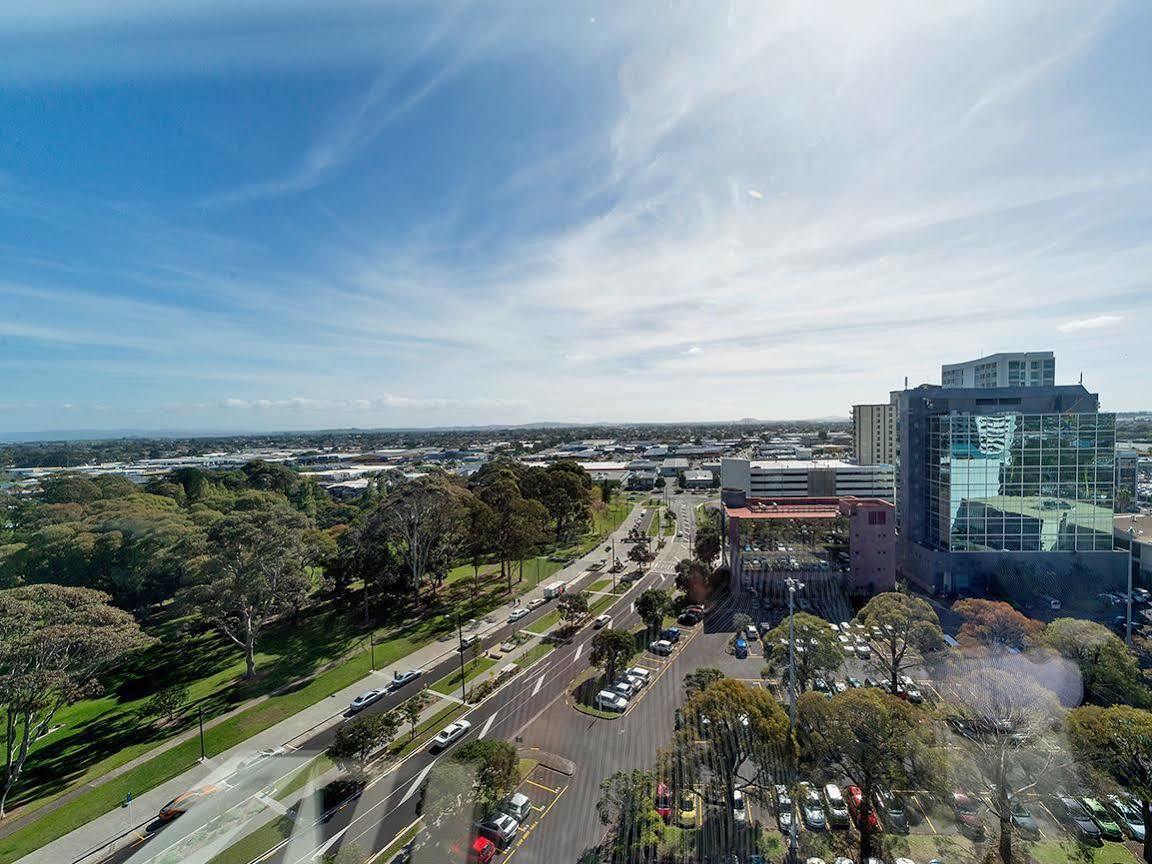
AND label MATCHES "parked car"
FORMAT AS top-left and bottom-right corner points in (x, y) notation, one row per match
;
(824, 784), (850, 828)
(745, 624), (759, 641)
(799, 782), (827, 830)
(661, 627), (681, 643)
(501, 792), (532, 821)
(624, 666), (652, 685)
(235, 747), (285, 772)
(465, 836), (496, 864)
(845, 786), (879, 832)
(477, 813), (520, 848)
(458, 634), (480, 651)
(734, 638), (749, 659)
(508, 608), (529, 623)
(655, 782), (674, 821)
(612, 679), (637, 699)
(1082, 797), (1125, 841)
(649, 639), (674, 656)
(430, 719), (472, 751)
(846, 677), (863, 689)
(732, 788), (748, 823)
(1106, 794), (1146, 841)
(348, 689), (385, 713)
(157, 784), (220, 821)
(527, 597), (546, 611)
(594, 614), (612, 629)
(678, 789), (701, 828)
(875, 788), (908, 833)
(595, 690), (628, 712)
(951, 791), (985, 840)
(389, 669), (423, 690)
(1053, 795), (1102, 843)
(775, 785), (794, 832)
(678, 610), (702, 625)
(1008, 797), (1041, 839)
